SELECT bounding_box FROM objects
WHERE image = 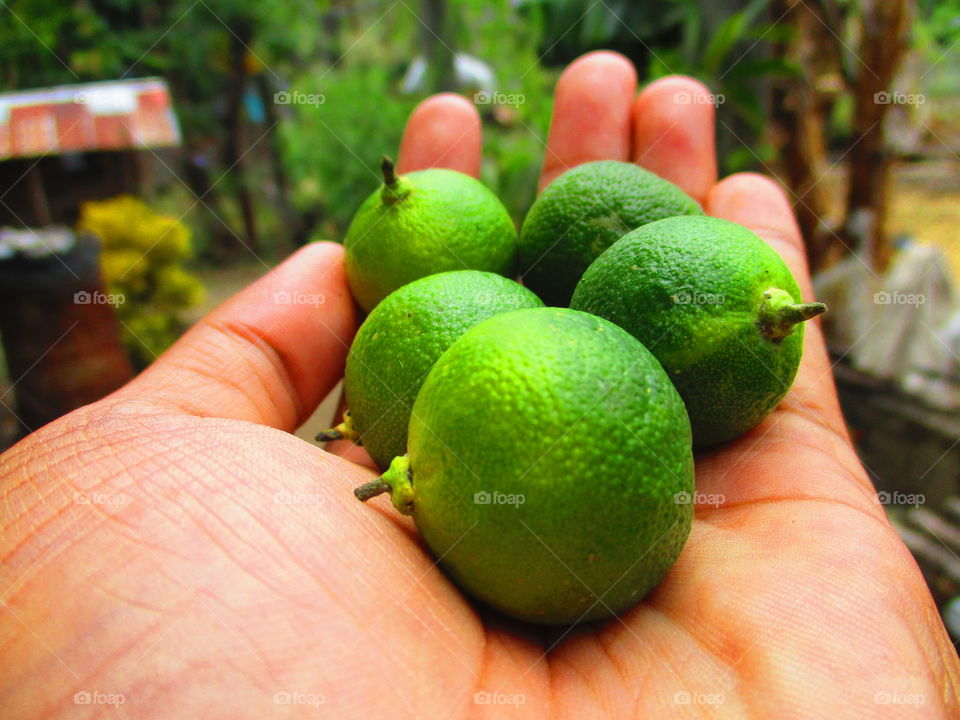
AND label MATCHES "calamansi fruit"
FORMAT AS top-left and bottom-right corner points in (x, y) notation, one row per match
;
(518, 160), (703, 306)
(570, 215), (826, 447)
(355, 307), (694, 625)
(318, 271), (542, 469)
(344, 157), (518, 312)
